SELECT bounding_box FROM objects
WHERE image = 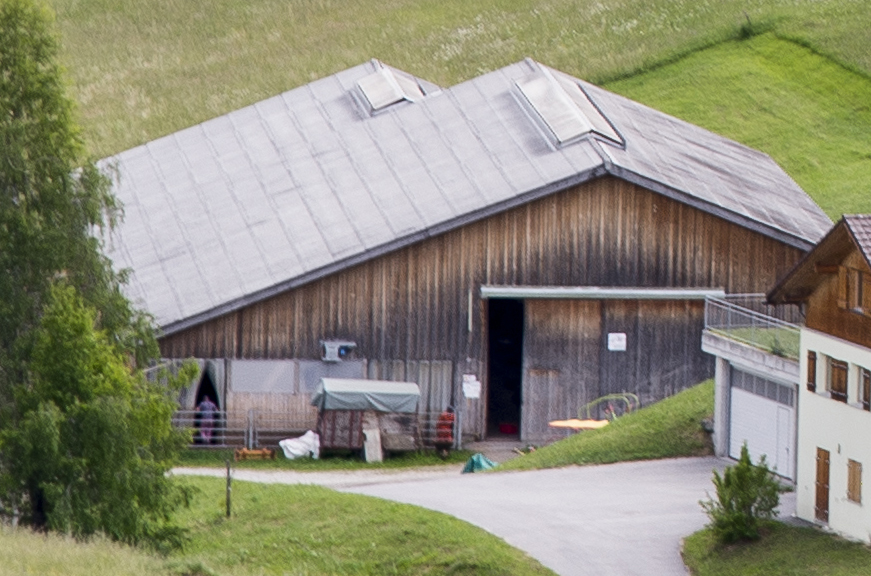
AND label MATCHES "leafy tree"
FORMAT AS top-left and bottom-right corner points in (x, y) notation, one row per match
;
(700, 443), (788, 543)
(1, 285), (195, 548)
(0, 0), (192, 549)
(0, 0), (133, 352)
